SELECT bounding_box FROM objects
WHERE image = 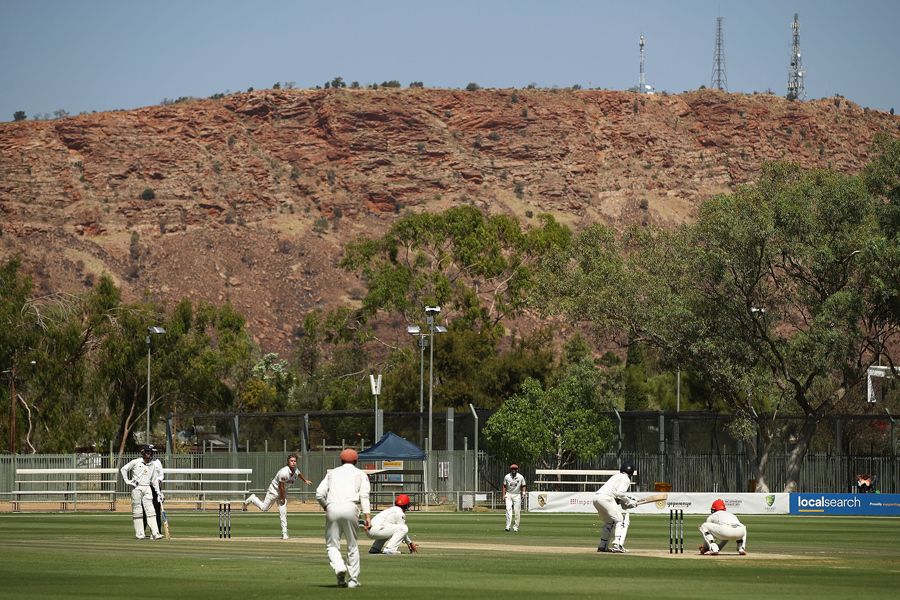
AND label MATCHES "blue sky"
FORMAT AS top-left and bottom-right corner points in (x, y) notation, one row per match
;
(1, 0), (898, 121)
